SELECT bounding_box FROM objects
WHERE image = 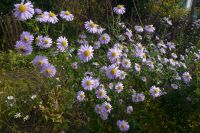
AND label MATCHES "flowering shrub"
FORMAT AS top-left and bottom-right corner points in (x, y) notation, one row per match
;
(1, 0), (200, 132)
